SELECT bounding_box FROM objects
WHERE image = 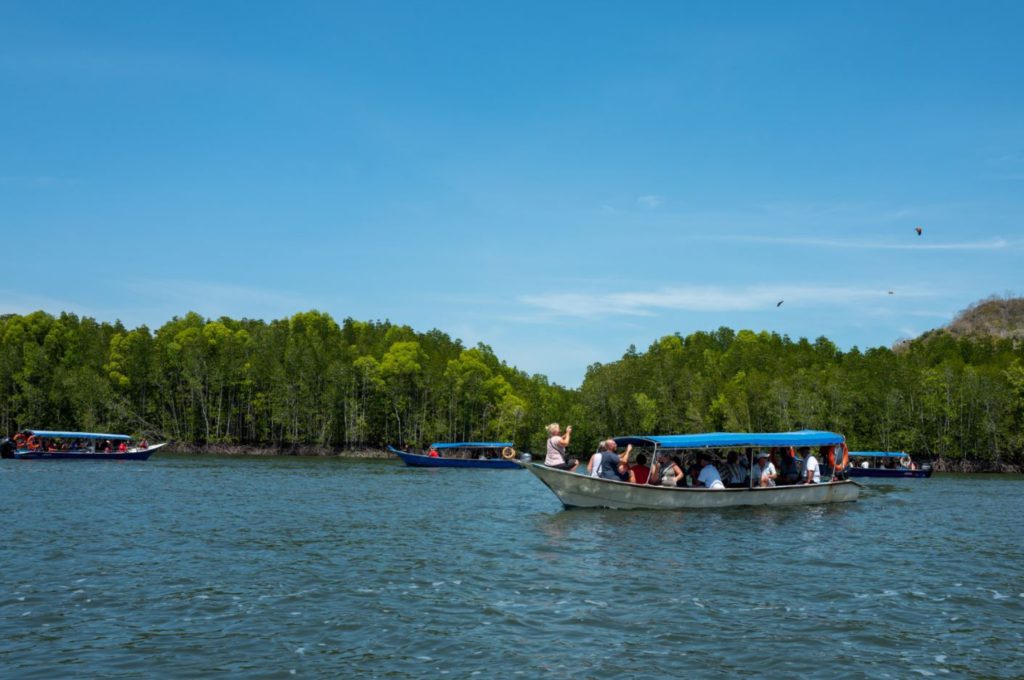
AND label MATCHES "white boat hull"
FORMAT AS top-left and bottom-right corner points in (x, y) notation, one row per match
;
(526, 463), (861, 510)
